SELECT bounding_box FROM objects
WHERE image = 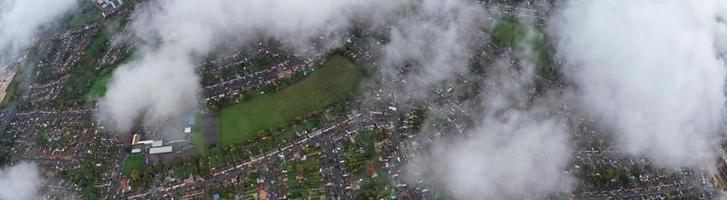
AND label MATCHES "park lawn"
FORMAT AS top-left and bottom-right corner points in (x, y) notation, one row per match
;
(1, 68), (24, 106)
(81, 51), (135, 102)
(67, 1), (104, 27)
(218, 55), (362, 147)
(82, 68), (112, 102)
(64, 18), (128, 103)
(190, 118), (207, 155)
(122, 154), (143, 175)
(491, 17), (529, 48)
(491, 17), (555, 75)
(58, 25), (111, 101)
